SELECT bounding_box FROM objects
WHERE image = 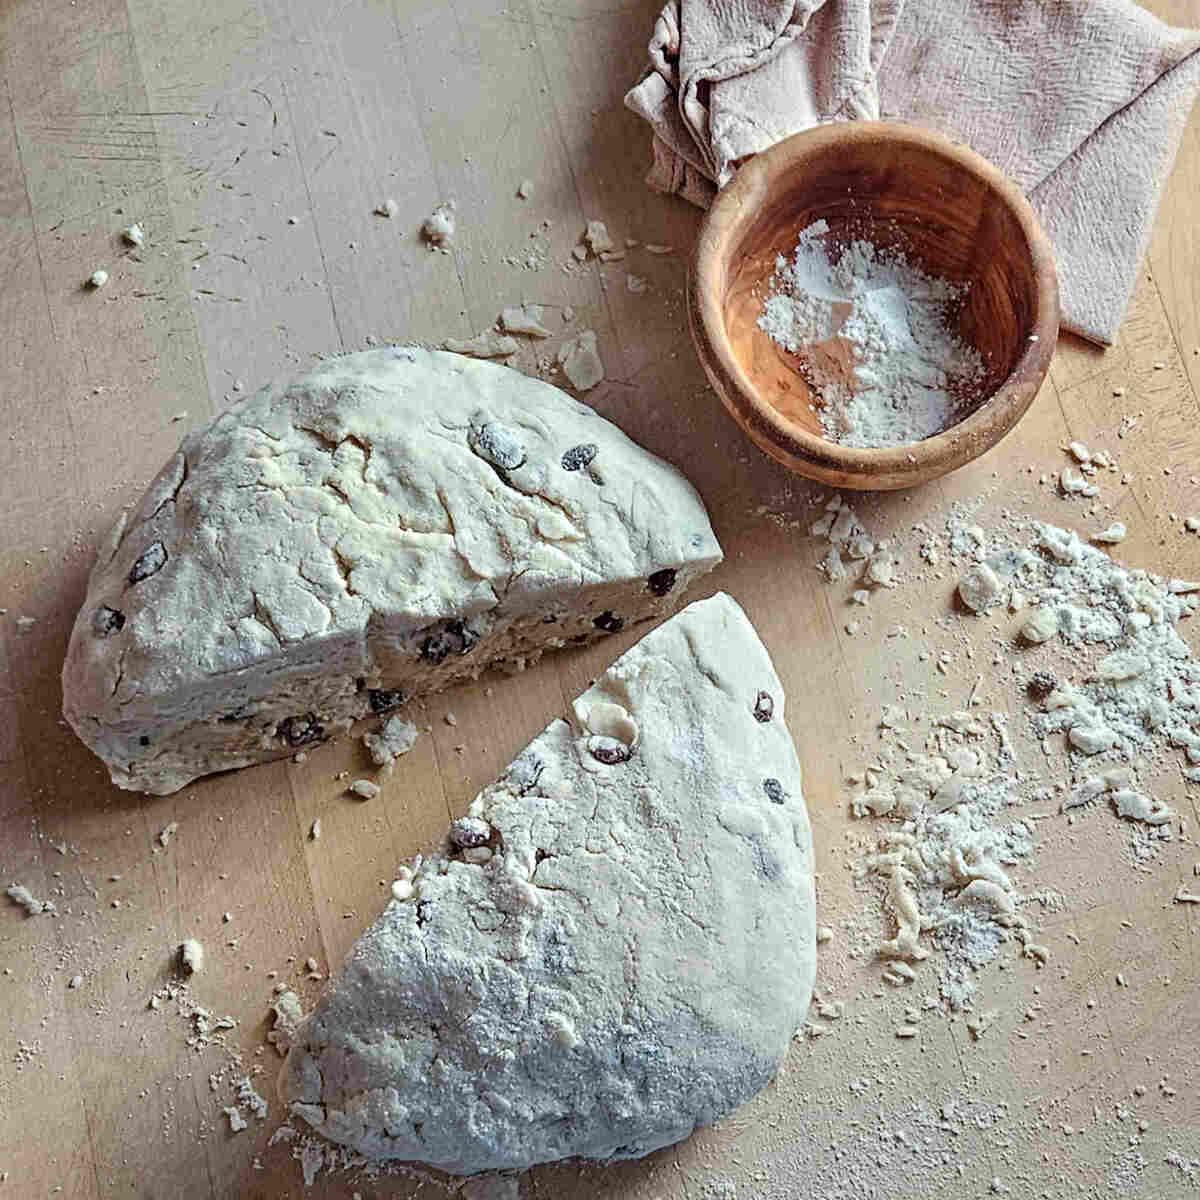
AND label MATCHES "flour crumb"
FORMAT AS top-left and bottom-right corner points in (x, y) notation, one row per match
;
(6, 885), (56, 916)
(374, 198), (397, 218)
(442, 331), (519, 359)
(499, 304), (552, 338)
(517, 179), (533, 199)
(236, 1077), (269, 1120)
(582, 220), (614, 256)
(1093, 522), (1126, 544)
(268, 990), (305, 1057)
(179, 939), (205, 974)
(364, 715), (419, 769)
(87, 269), (109, 289)
(420, 200), (456, 248)
(224, 1106), (248, 1133)
(121, 223), (145, 246)
(557, 330), (603, 391)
